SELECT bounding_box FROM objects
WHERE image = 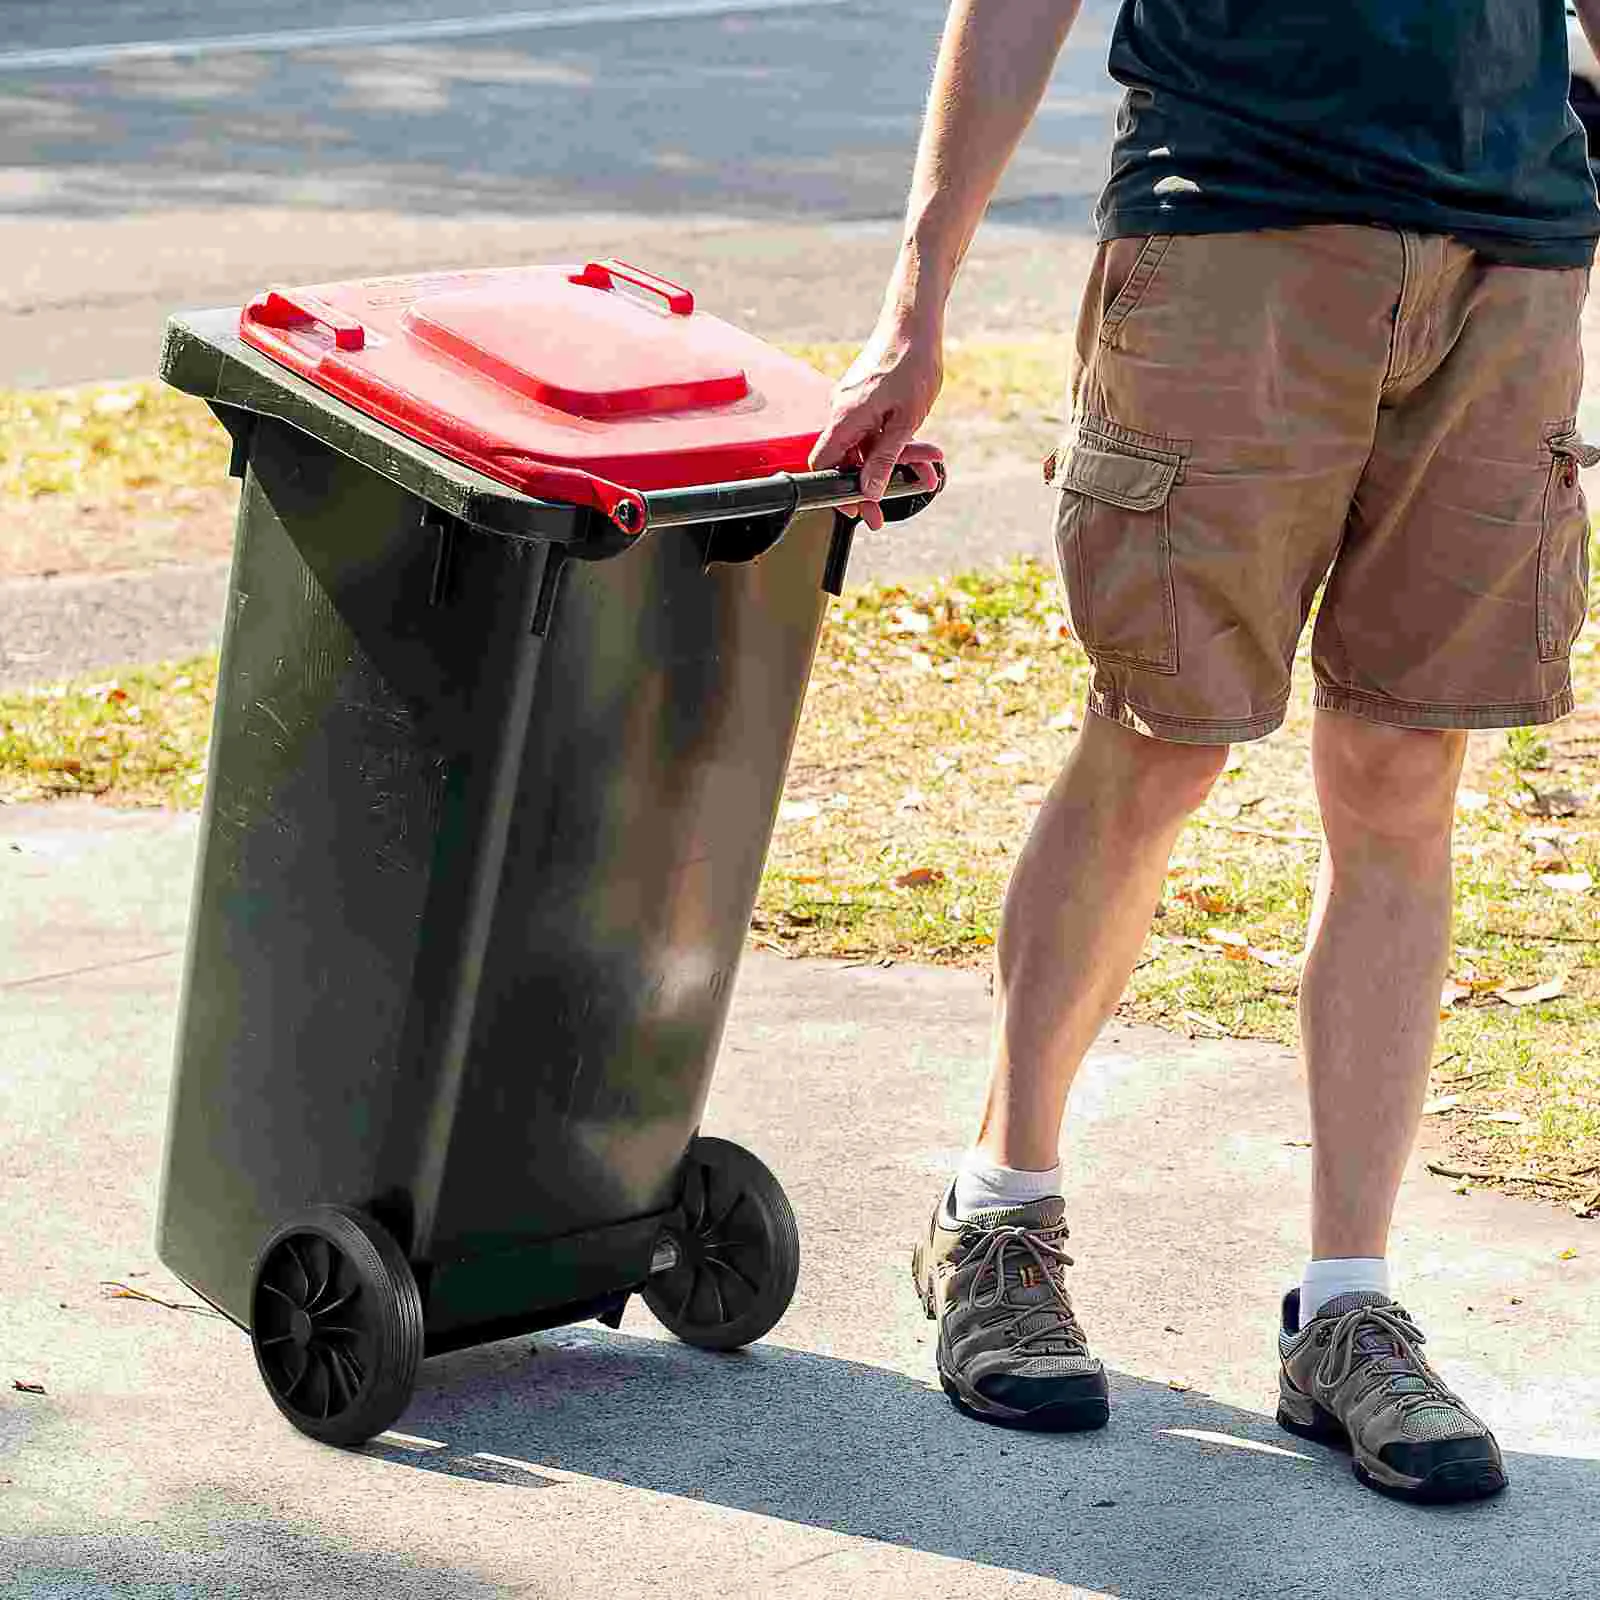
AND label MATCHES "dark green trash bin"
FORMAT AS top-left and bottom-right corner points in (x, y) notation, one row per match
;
(153, 261), (941, 1445)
